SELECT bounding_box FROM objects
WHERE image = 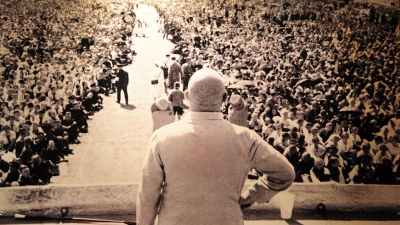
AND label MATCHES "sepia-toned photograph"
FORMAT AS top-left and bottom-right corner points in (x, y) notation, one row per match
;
(0, 0), (399, 224)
